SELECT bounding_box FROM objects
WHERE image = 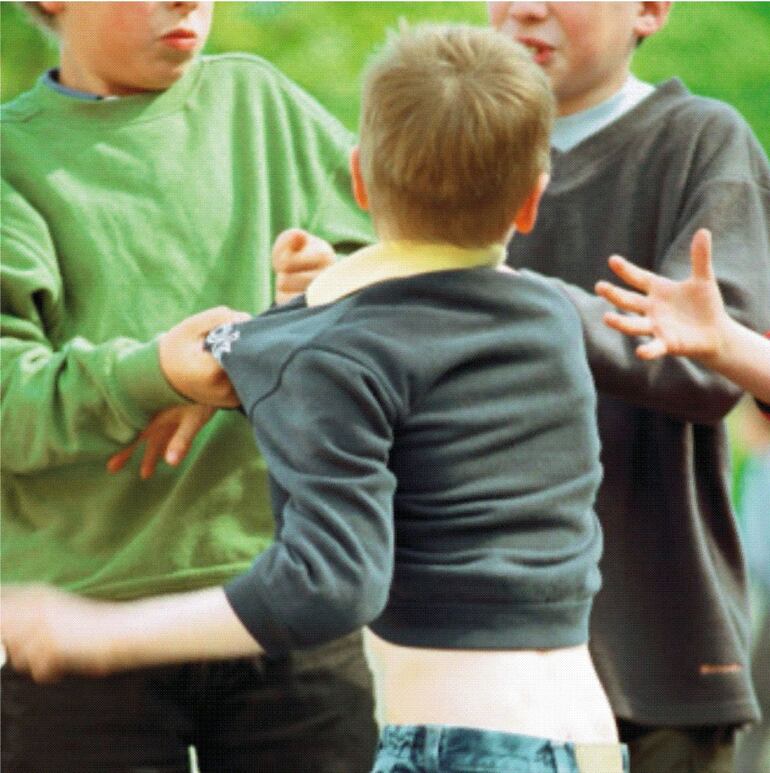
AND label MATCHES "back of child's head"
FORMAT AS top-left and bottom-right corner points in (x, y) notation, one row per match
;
(359, 23), (554, 247)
